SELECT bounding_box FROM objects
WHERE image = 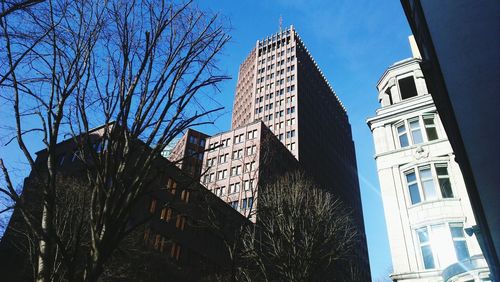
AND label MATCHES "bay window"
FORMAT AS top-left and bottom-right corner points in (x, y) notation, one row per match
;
(395, 114), (439, 148)
(416, 222), (470, 270)
(404, 163), (454, 205)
